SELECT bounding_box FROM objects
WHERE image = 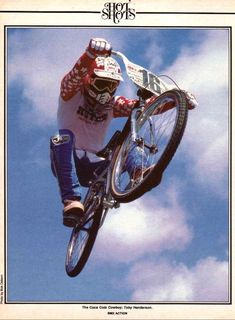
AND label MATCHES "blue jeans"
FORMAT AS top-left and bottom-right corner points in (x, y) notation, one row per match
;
(50, 129), (148, 203)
